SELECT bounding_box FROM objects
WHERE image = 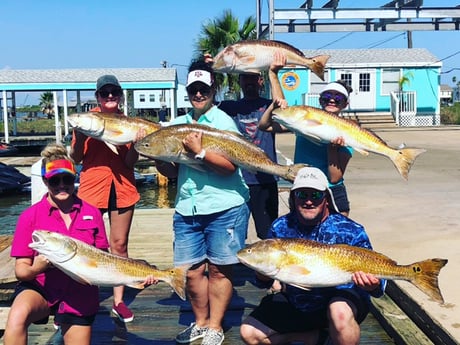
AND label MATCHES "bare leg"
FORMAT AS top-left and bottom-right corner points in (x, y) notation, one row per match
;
(4, 290), (50, 345)
(328, 300), (360, 345)
(186, 262), (209, 327)
(208, 263), (233, 331)
(61, 324), (92, 345)
(108, 207), (134, 306)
